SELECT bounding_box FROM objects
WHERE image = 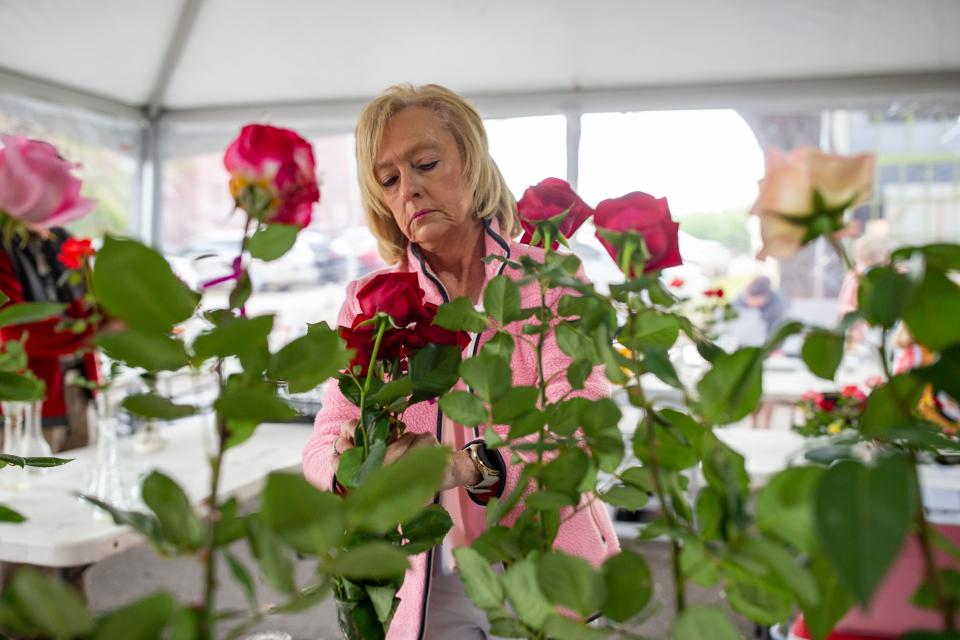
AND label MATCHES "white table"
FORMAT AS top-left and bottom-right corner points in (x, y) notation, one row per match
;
(0, 419), (313, 567)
